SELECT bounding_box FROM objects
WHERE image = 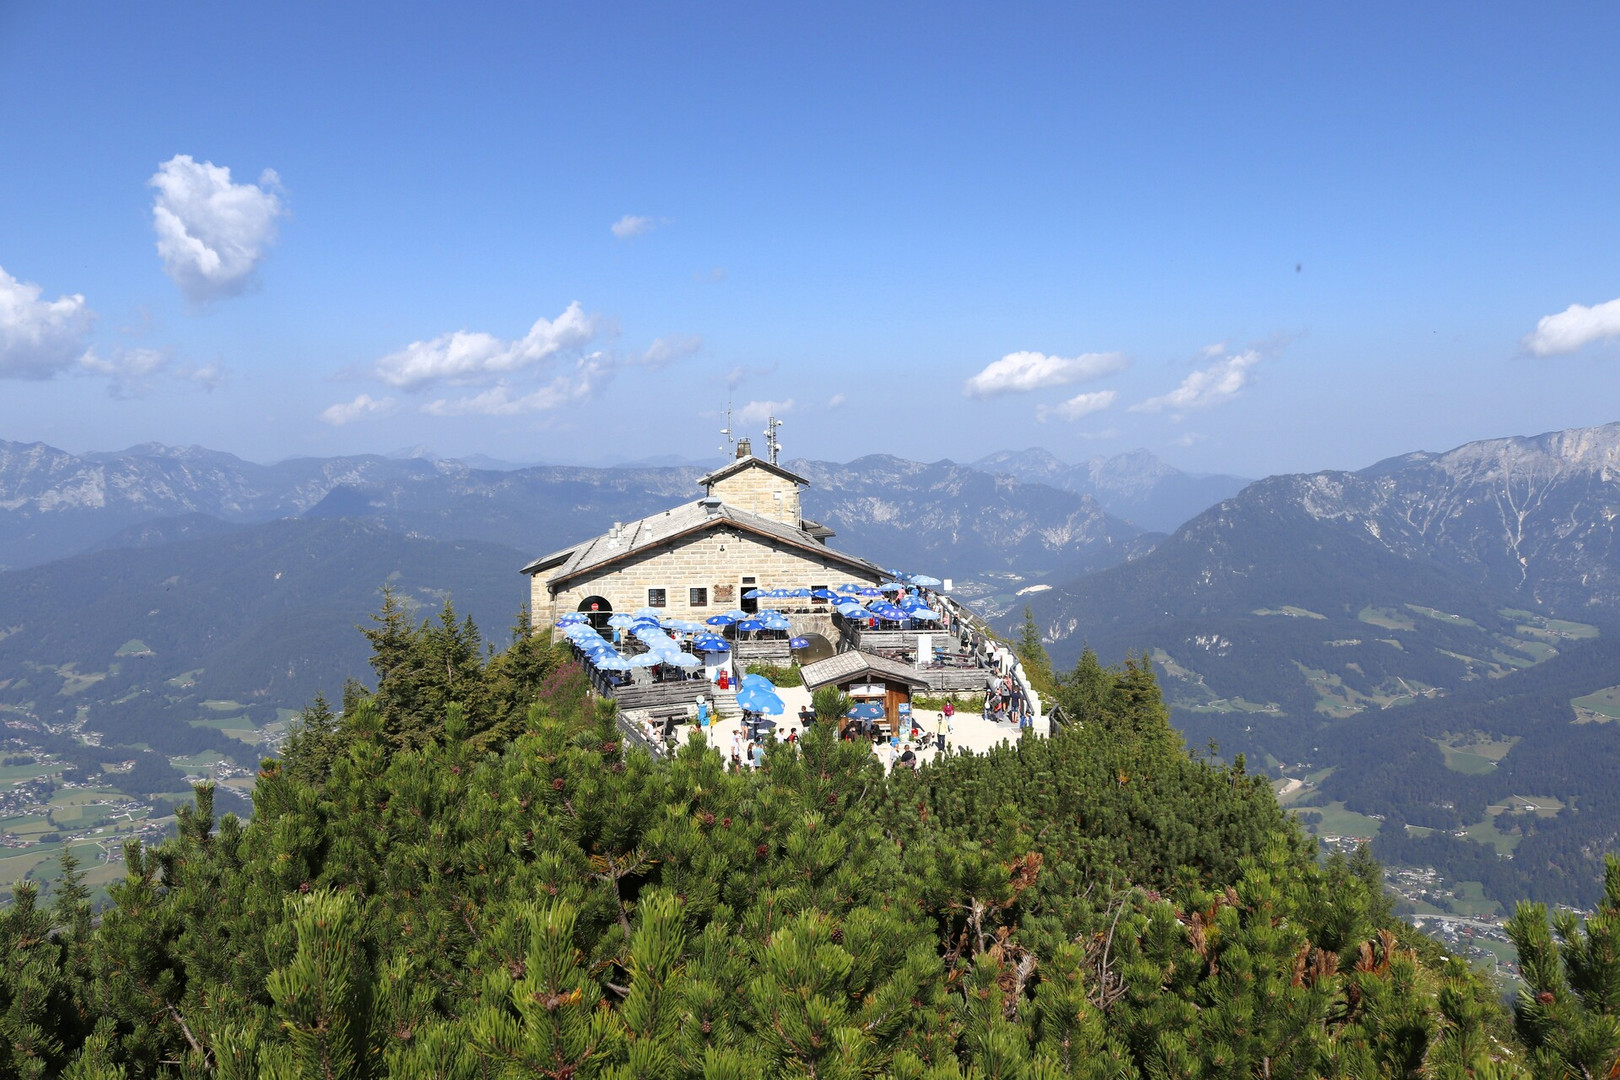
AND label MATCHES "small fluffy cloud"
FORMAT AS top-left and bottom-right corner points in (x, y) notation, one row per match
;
(611, 215), (657, 239)
(362, 303), (698, 418)
(149, 155), (286, 303)
(1036, 390), (1116, 423)
(638, 334), (702, 368)
(963, 350), (1127, 398)
(826, 392), (846, 409)
(375, 302), (601, 389)
(1523, 296), (1620, 356)
(320, 393), (399, 425)
(723, 361), (777, 389)
(75, 345), (224, 398)
(0, 266), (95, 379)
(422, 359), (608, 417)
(738, 399), (793, 424)
(1131, 349), (1261, 415)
